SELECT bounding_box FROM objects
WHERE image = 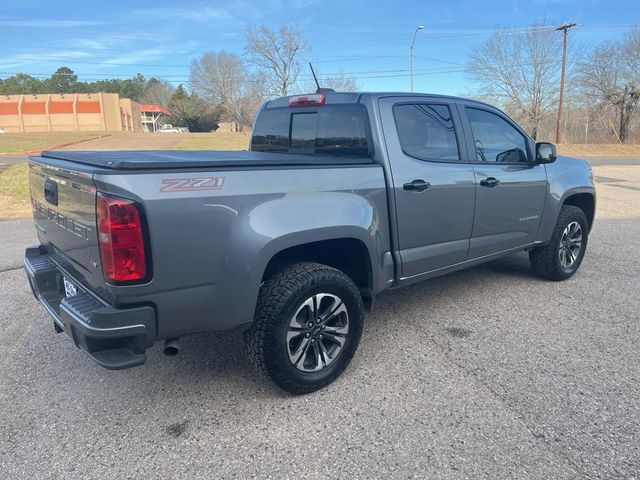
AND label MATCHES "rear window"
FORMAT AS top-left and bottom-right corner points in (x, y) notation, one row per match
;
(251, 104), (370, 157)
